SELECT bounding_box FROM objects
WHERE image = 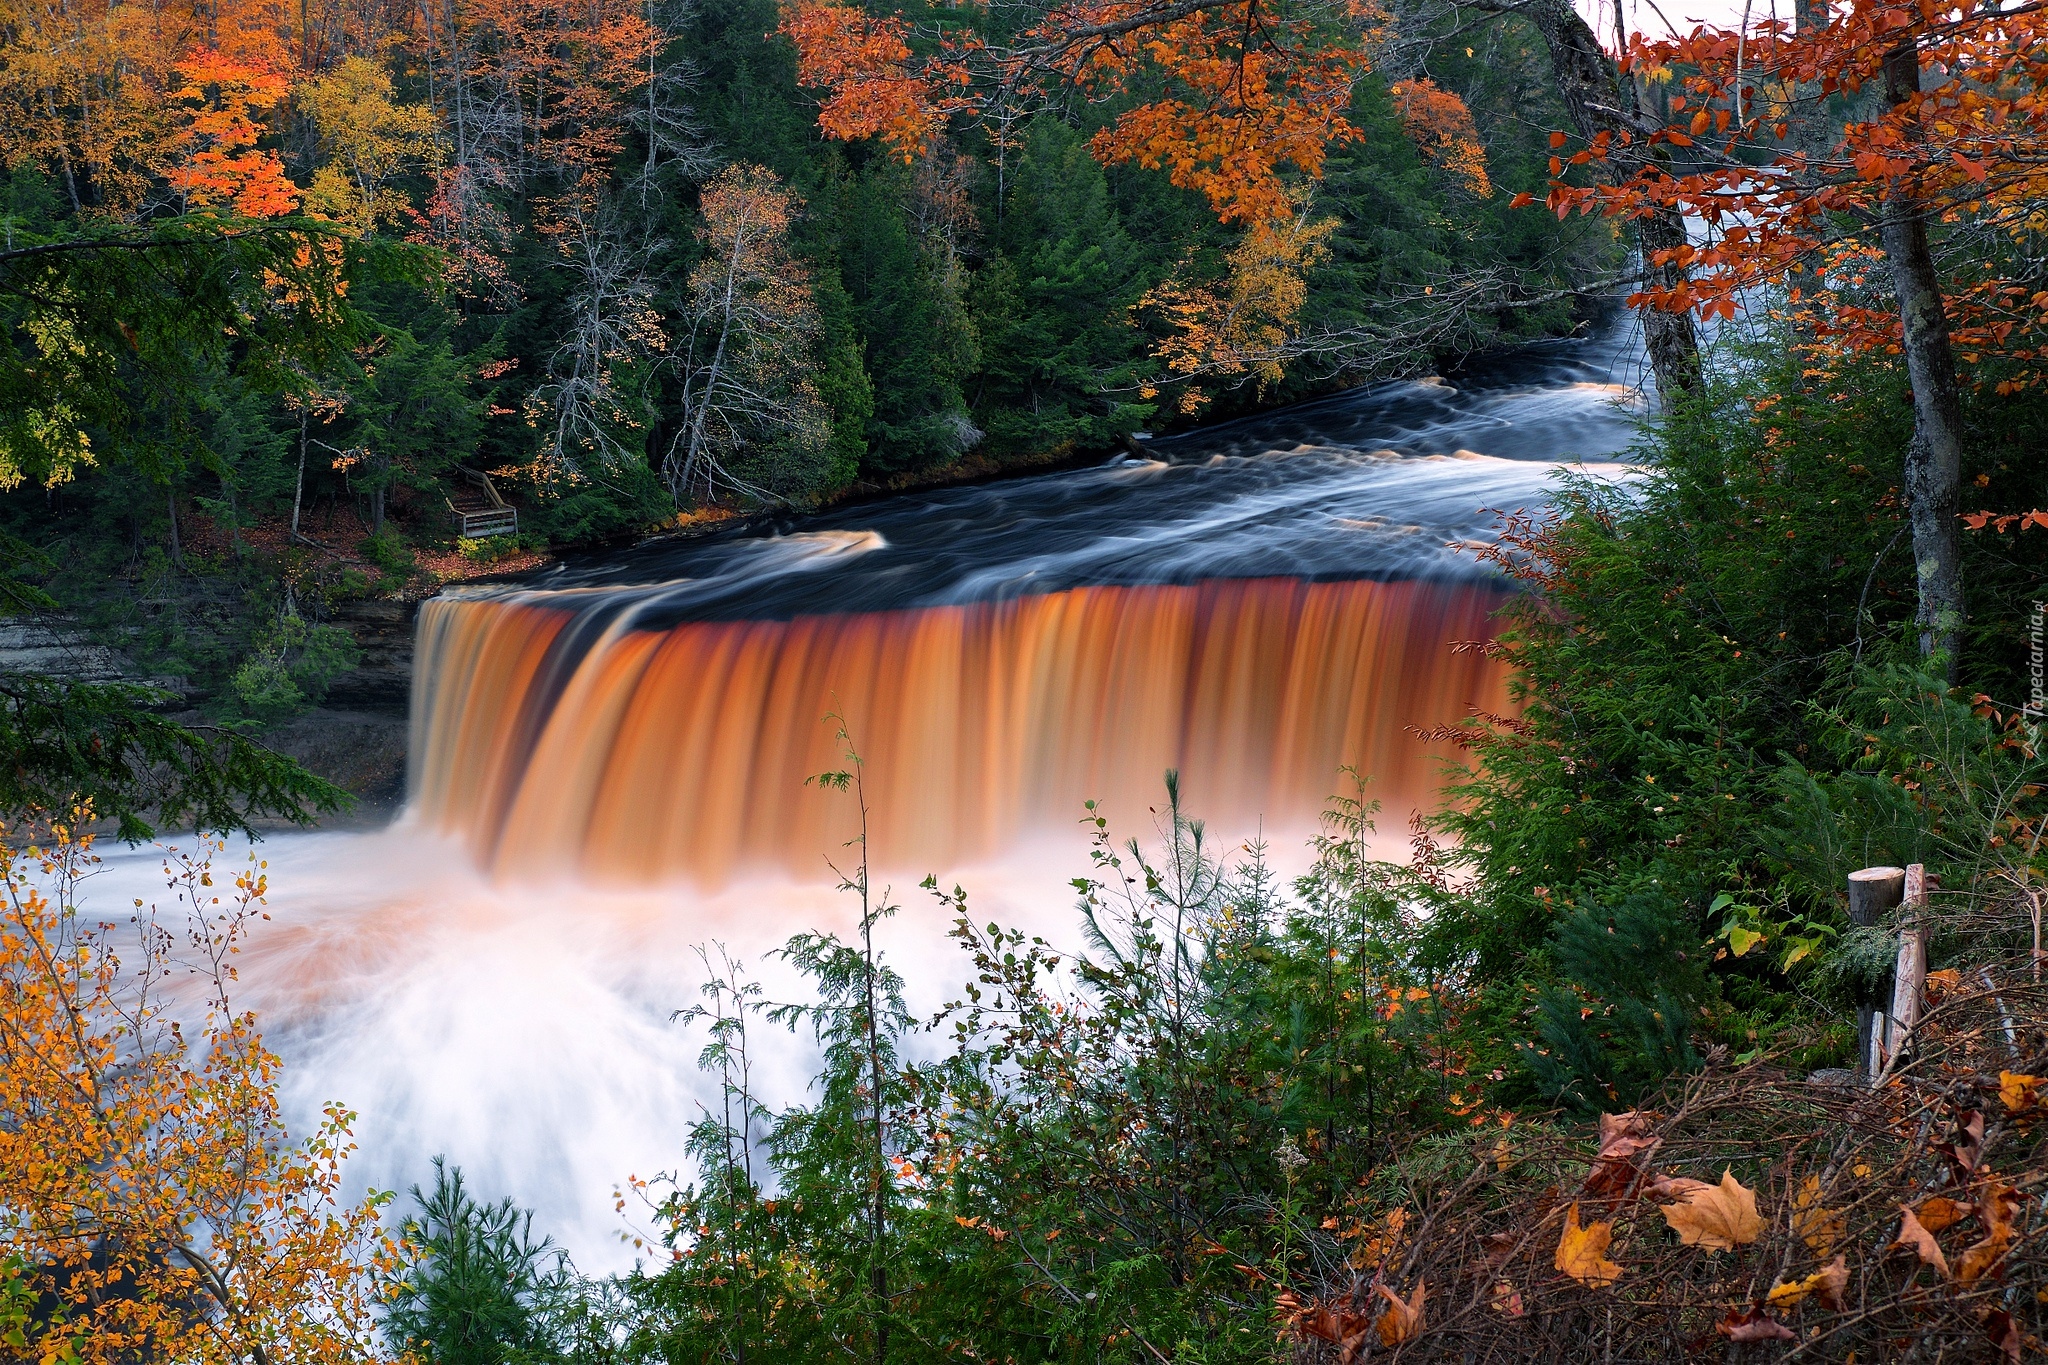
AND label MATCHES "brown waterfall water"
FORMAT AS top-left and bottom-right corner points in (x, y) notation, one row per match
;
(81, 317), (1650, 1264)
(409, 577), (1512, 886)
